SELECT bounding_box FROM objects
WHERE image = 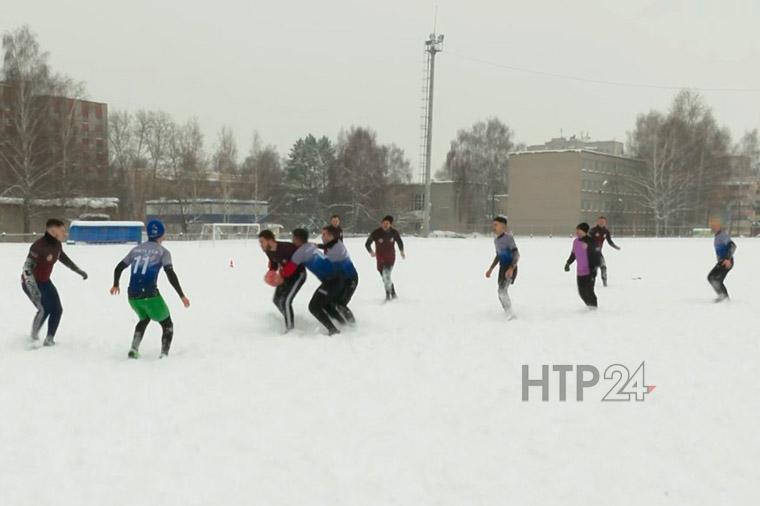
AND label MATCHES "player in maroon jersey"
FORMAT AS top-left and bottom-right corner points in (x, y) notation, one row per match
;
(589, 216), (621, 287)
(258, 229), (306, 331)
(365, 215), (405, 301)
(21, 218), (88, 346)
